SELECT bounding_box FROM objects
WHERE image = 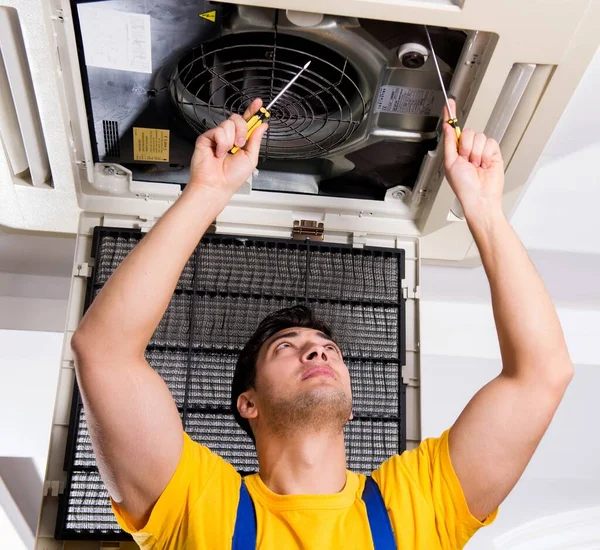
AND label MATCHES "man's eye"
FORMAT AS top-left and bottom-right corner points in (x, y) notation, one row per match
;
(326, 345), (339, 353)
(276, 342), (291, 351)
